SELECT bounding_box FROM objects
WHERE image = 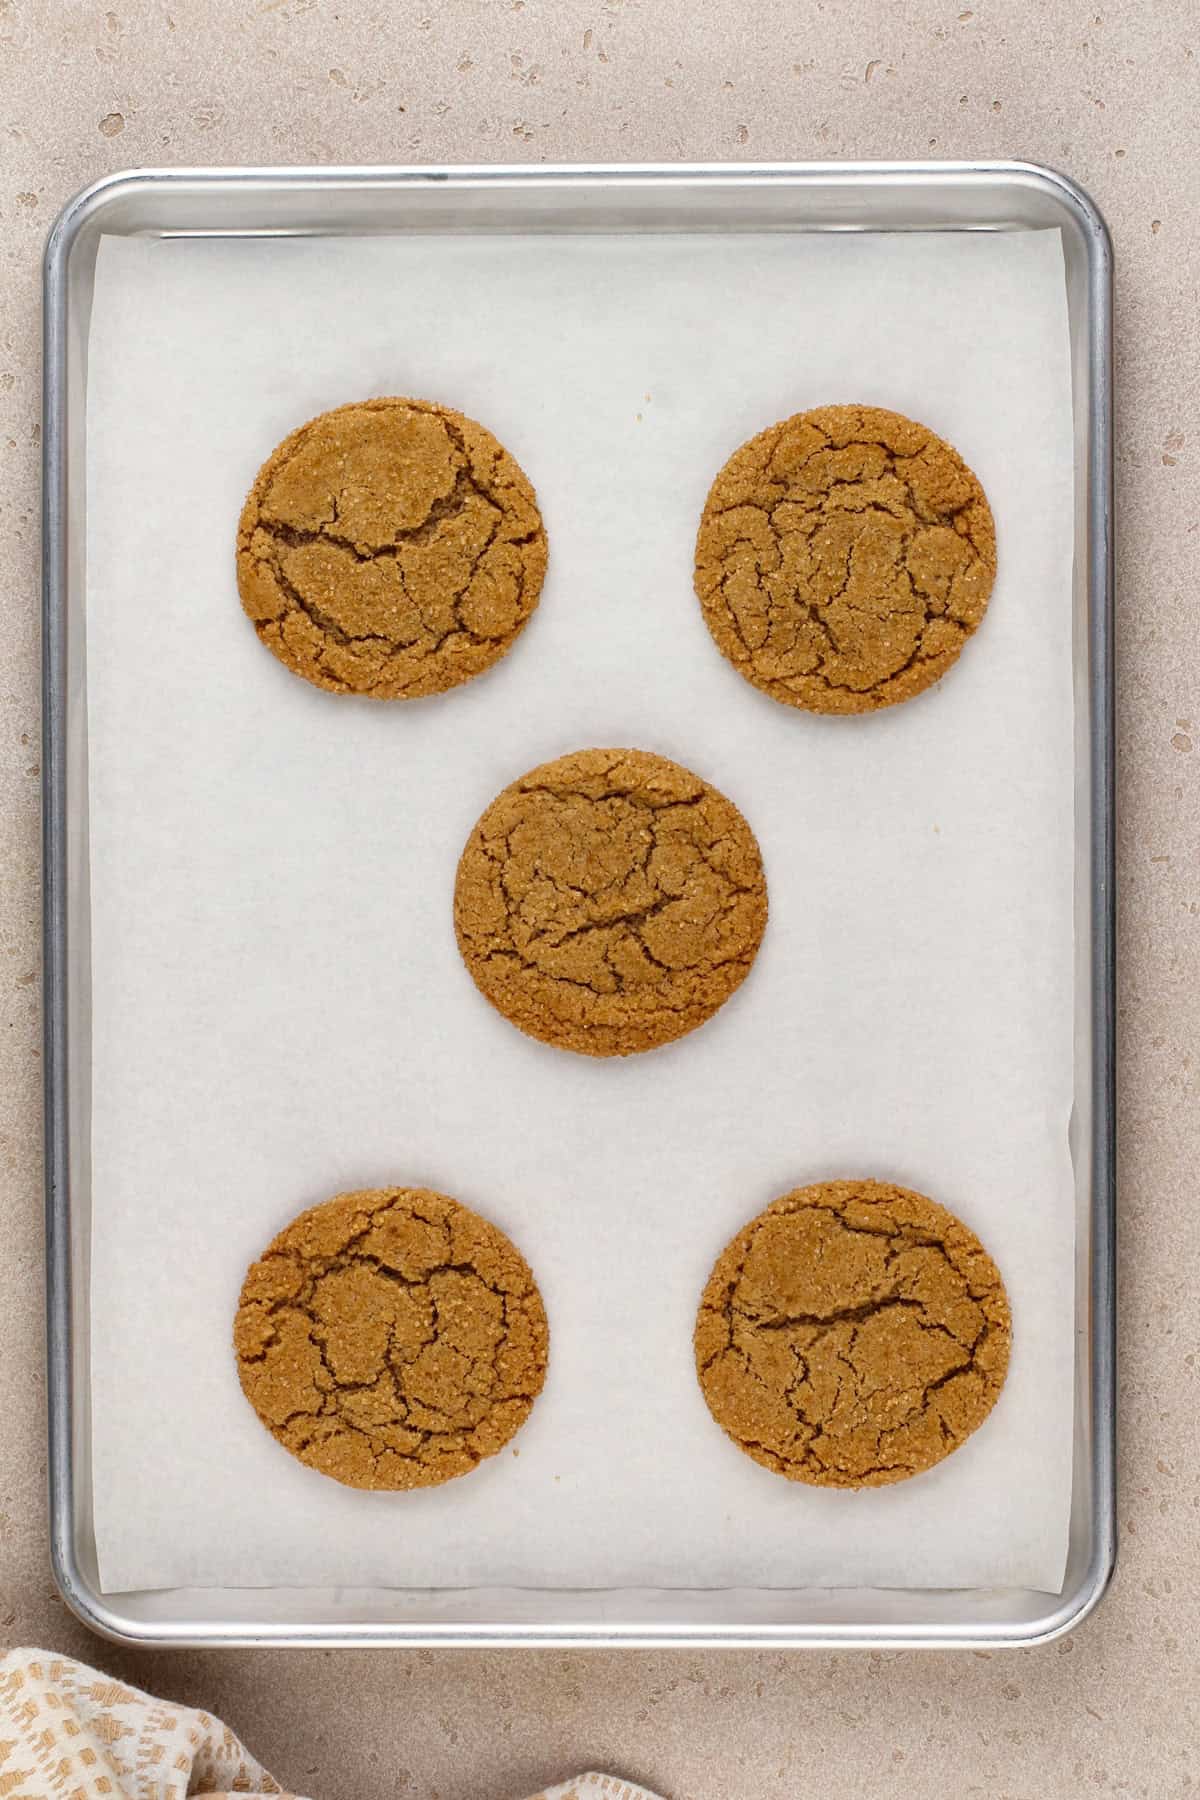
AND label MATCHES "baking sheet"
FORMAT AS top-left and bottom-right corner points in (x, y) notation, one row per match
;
(85, 226), (1075, 1596)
